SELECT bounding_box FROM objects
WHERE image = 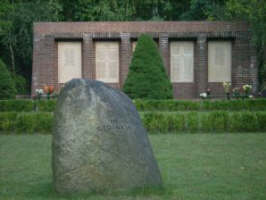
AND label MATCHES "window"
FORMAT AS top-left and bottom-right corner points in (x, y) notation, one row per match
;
(208, 41), (232, 82)
(58, 42), (82, 83)
(170, 42), (194, 82)
(95, 42), (119, 83)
